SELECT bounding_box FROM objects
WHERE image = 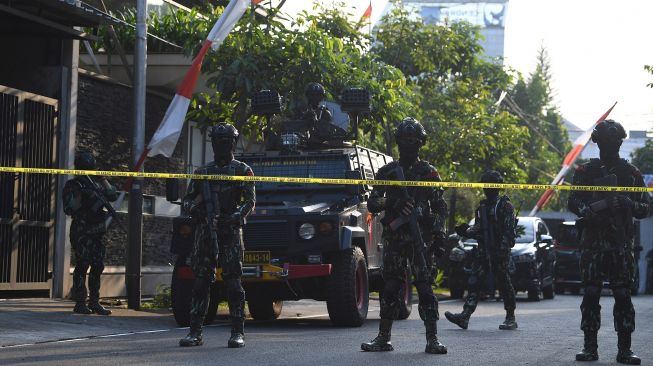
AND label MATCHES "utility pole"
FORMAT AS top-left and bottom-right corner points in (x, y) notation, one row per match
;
(127, 0), (147, 310)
